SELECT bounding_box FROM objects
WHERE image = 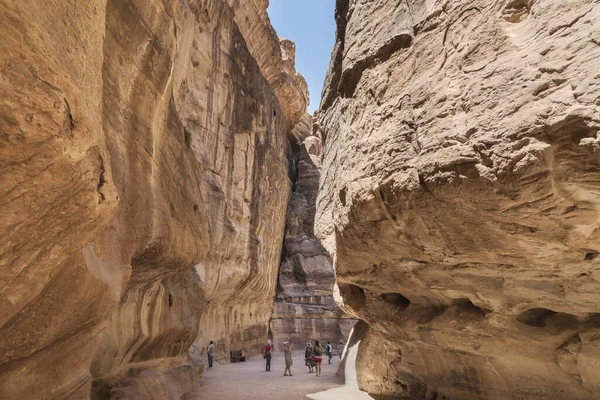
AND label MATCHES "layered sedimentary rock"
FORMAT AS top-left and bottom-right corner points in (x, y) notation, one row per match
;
(318, 0), (600, 399)
(271, 114), (356, 351)
(0, 0), (306, 398)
